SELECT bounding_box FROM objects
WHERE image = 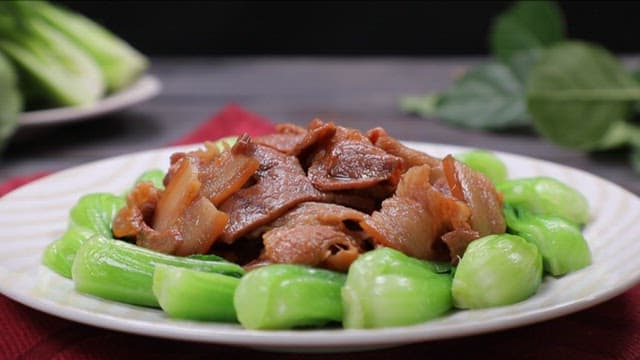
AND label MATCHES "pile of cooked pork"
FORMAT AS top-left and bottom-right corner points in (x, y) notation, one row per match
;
(112, 119), (505, 272)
